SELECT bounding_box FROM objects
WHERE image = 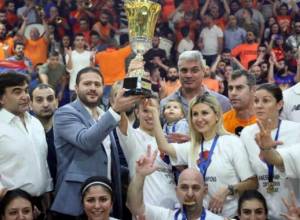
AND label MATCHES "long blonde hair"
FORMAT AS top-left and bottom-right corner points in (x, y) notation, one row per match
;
(188, 94), (229, 165)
